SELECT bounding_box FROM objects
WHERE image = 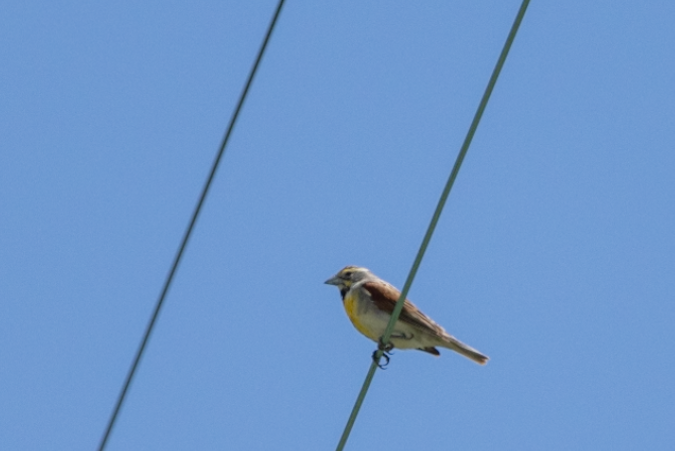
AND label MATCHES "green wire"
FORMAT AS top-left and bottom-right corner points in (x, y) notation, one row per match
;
(334, 1), (531, 450)
(97, 2), (286, 450)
